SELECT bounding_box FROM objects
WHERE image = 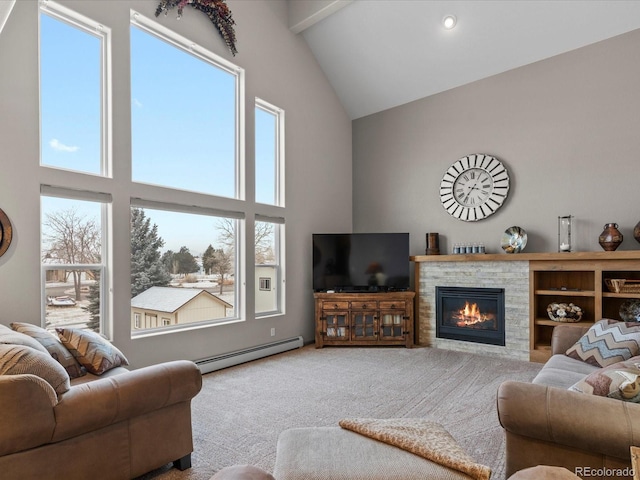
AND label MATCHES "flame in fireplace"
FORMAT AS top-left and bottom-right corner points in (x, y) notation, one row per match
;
(456, 301), (489, 327)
